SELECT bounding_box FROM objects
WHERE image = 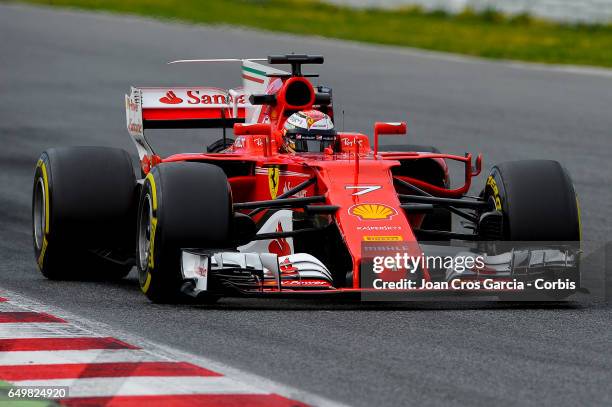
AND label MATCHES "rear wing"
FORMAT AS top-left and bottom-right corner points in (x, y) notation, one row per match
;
(125, 59), (290, 161)
(126, 86), (245, 160)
